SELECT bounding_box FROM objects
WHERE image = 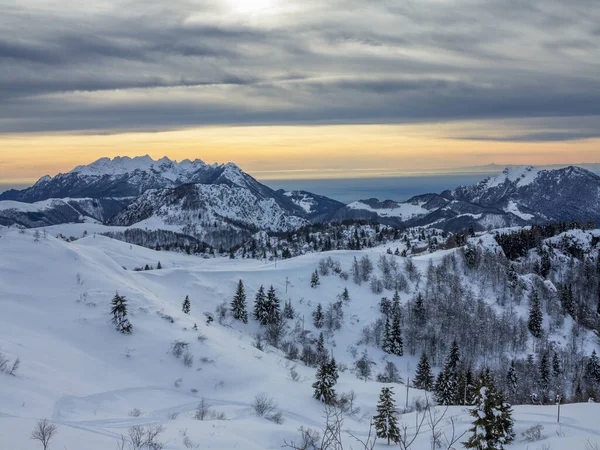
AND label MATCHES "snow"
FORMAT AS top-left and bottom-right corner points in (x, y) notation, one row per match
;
(504, 200), (534, 220)
(1, 228), (599, 449)
(284, 191), (316, 213)
(486, 166), (541, 188)
(347, 201), (429, 220)
(69, 155), (206, 181)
